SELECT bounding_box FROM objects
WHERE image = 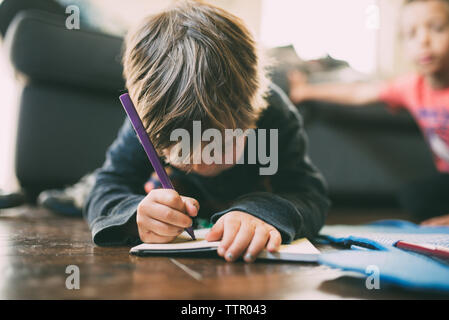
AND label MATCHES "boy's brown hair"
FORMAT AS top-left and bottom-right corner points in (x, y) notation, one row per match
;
(123, 0), (269, 157)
